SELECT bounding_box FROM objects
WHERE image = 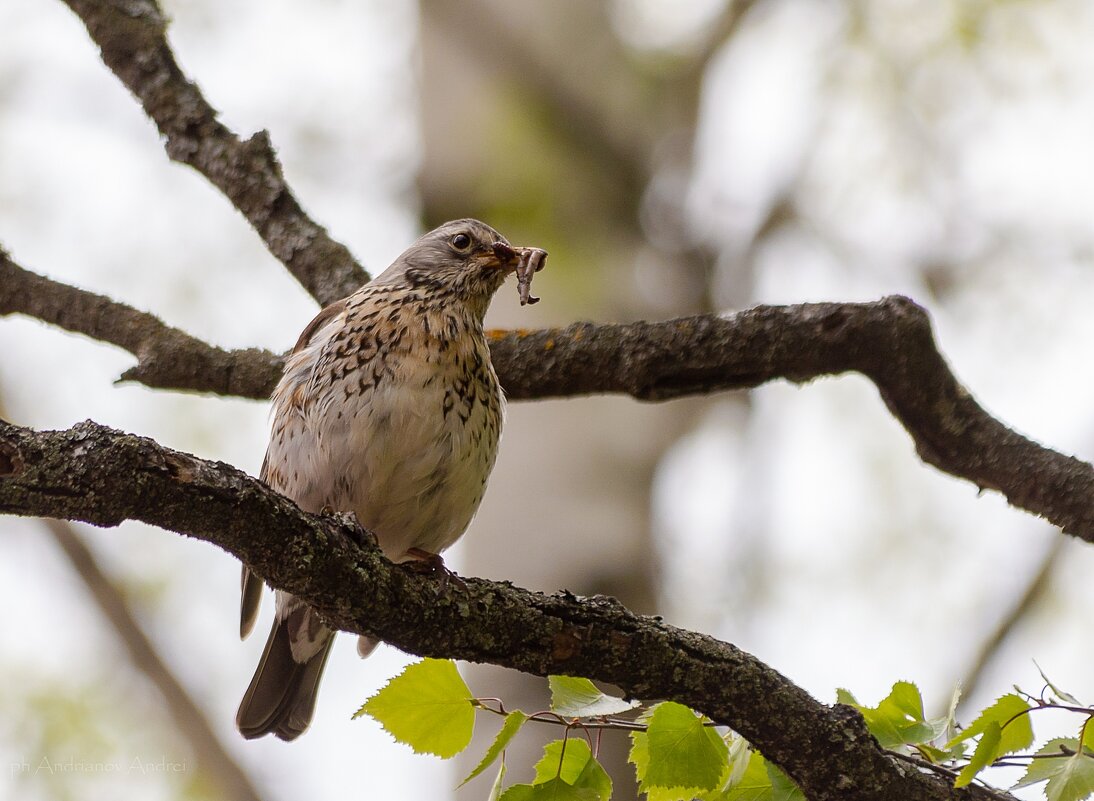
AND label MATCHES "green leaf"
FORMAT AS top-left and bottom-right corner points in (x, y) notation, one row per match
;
(945, 693), (1033, 757)
(765, 763), (804, 801)
(1083, 722), (1094, 756)
(939, 685), (963, 752)
(915, 744), (952, 764)
(630, 730), (691, 801)
(1047, 754), (1094, 801)
(461, 711), (529, 787)
(724, 750), (773, 801)
(724, 735), (755, 790)
(489, 760), (509, 801)
(642, 787), (692, 801)
(572, 750), (613, 801)
(532, 738), (609, 800)
(696, 735), (753, 801)
(533, 739), (587, 784)
(1015, 738), (1094, 801)
(846, 681), (936, 749)
(954, 721), (1001, 787)
(1015, 738), (1081, 789)
(549, 676), (639, 717)
(632, 707), (728, 801)
(1036, 661), (1083, 706)
(835, 688), (859, 707)
(499, 778), (598, 801)
(630, 721), (692, 801)
(631, 702), (728, 795)
(355, 658), (474, 758)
